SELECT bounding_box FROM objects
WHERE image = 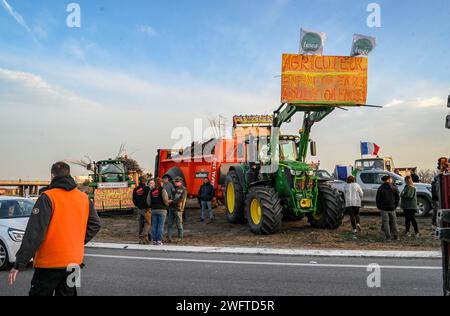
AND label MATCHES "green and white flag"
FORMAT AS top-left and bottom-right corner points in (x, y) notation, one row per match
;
(300, 28), (326, 55)
(351, 34), (377, 56)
